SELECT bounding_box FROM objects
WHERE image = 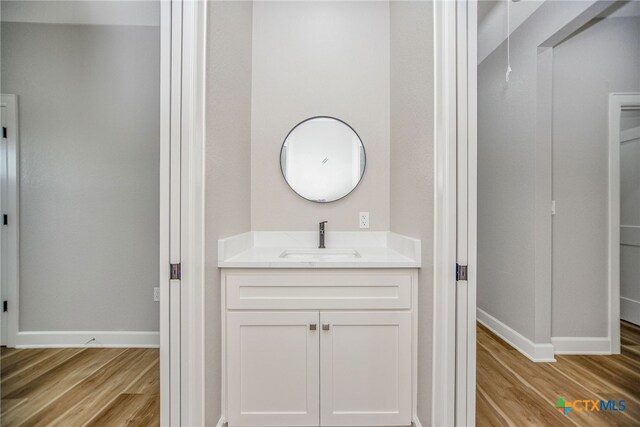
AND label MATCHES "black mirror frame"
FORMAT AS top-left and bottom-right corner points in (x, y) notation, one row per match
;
(279, 115), (367, 203)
